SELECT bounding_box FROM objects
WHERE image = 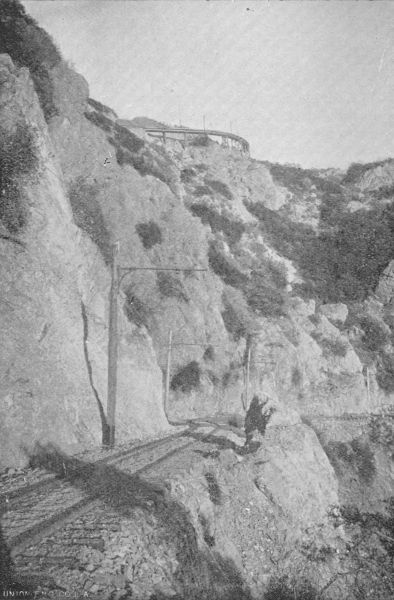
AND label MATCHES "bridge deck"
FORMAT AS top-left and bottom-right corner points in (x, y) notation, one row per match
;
(143, 127), (250, 153)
